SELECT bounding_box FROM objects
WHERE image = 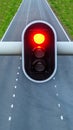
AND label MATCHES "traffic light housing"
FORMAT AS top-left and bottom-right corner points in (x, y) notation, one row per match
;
(22, 21), (57, 83)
